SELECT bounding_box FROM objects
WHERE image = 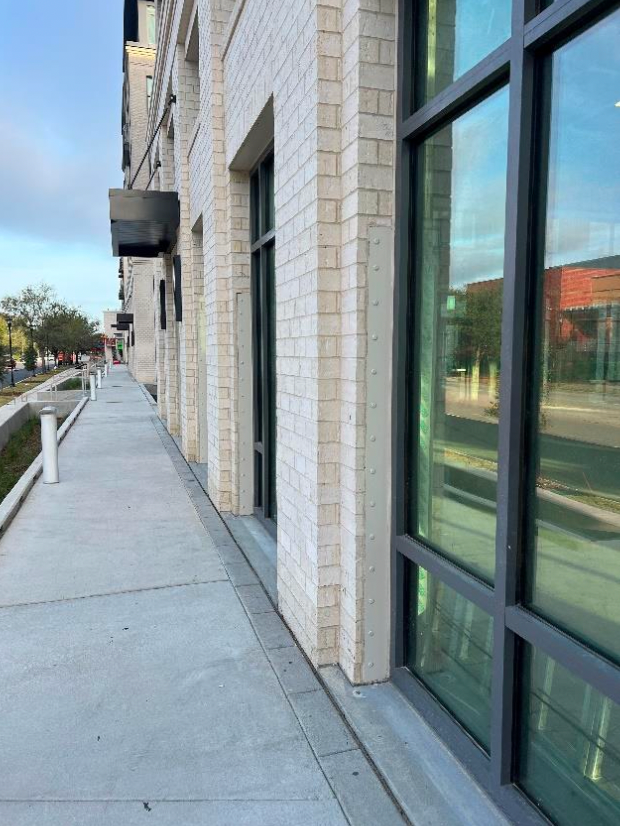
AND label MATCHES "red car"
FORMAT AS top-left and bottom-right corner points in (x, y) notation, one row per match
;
(113, 358), (121, 365)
